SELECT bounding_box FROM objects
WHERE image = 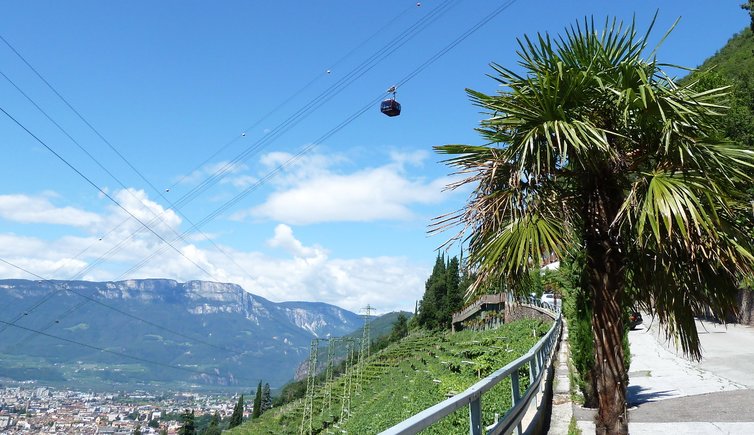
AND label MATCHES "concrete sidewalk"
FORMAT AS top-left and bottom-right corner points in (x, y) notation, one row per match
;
(573, 319), (754, 434)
